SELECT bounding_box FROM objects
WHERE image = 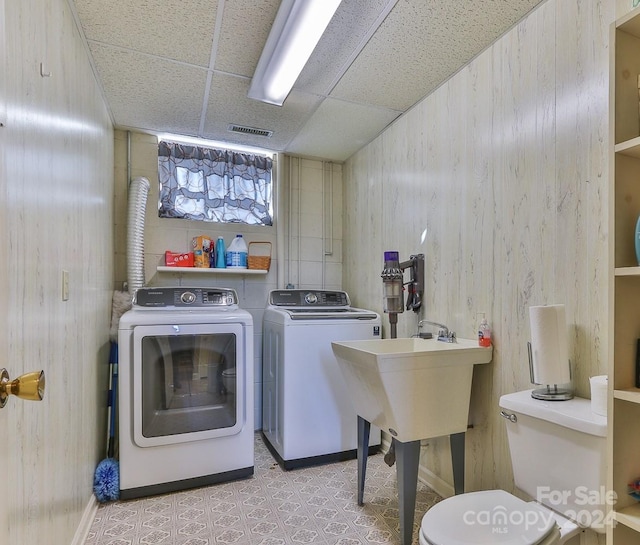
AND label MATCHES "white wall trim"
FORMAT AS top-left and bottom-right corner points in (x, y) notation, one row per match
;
(70, 495), (99, 545)
(418, 464), (454, 499)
